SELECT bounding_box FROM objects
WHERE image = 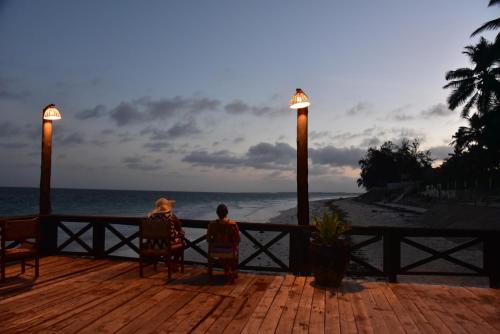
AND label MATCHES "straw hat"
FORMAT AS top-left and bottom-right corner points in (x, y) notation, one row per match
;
(150, 197), (176, 215)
